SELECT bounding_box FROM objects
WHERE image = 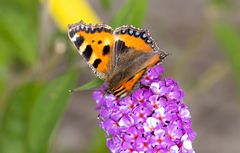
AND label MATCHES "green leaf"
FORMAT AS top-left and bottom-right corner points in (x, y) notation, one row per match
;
(213, 23), (240, 87)
(0, 1), (38, 67)
(0, 82), (44, 153)
(210, 0), (231, 9)
(100, 0), (113, 10)
(110, 0), (147, 28)
(70, 78), (103, 92)
(28, 69), (78, 153)
(0, 37), (13, 67)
